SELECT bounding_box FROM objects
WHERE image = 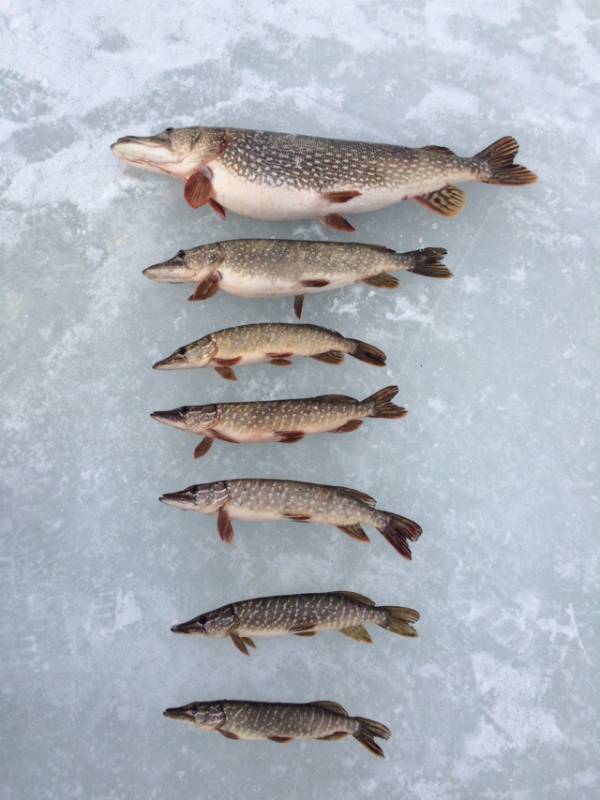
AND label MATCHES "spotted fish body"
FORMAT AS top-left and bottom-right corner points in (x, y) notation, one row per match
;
(151, 386), (406, 459)
(143, 239), (451, 318)
(163, 699), (391, 757)
(171, 590), (420, 654)
(112, 127), (538, 230)
(153, 322), (387, 379)
(159, 478), (422, 559)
